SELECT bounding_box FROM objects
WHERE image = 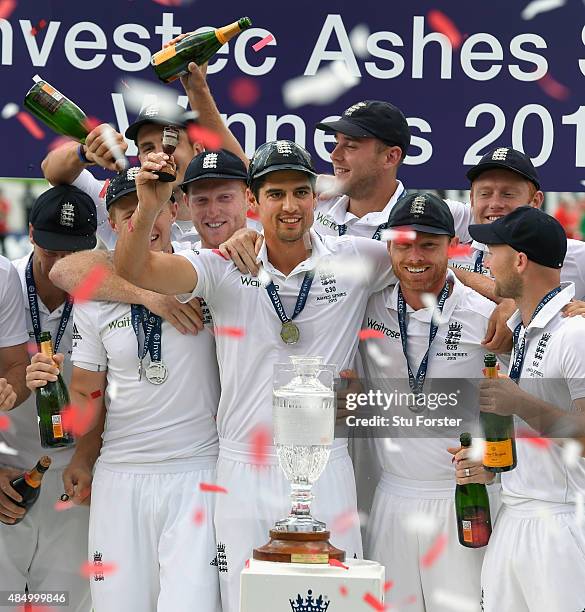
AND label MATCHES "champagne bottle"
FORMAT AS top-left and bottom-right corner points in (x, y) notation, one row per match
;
(9, 456), (51, 525)
(480, 353), (517, 472)
(151, 17), (253, 83)
(36, 331), (74, 448)
(23, 75), (89, 142)
(455, 433), (492, 548)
